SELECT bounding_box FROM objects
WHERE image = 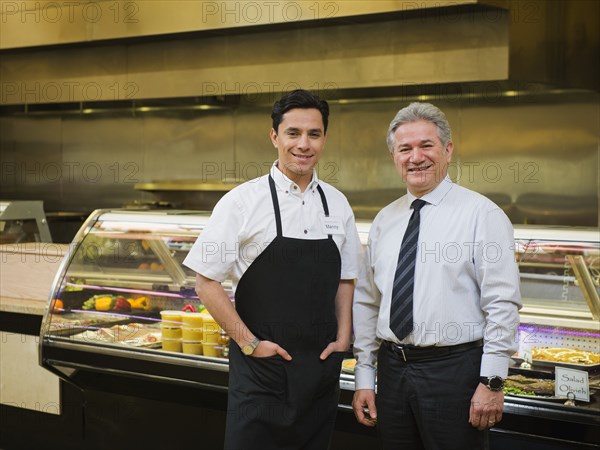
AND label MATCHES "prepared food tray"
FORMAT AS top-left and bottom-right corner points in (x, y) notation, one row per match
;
(533, 347), (600, 365)
(507, 393), (576, 403)
(70, 322), (161, 348)
(504, 374), (555, 397)
(504, 374), (599, 402)
(48, 312), (131, 336)
(513, 347), (600, 372)
(342, 358), (356, 374)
